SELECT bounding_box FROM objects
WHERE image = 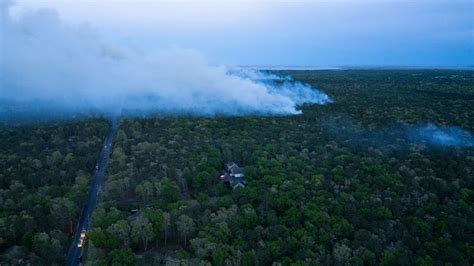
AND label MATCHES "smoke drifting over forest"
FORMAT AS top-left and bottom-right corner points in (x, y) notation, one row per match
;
(411, 123), (474, 148)
(324, 116), (474, 150)
(0, 2), (331, 117)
